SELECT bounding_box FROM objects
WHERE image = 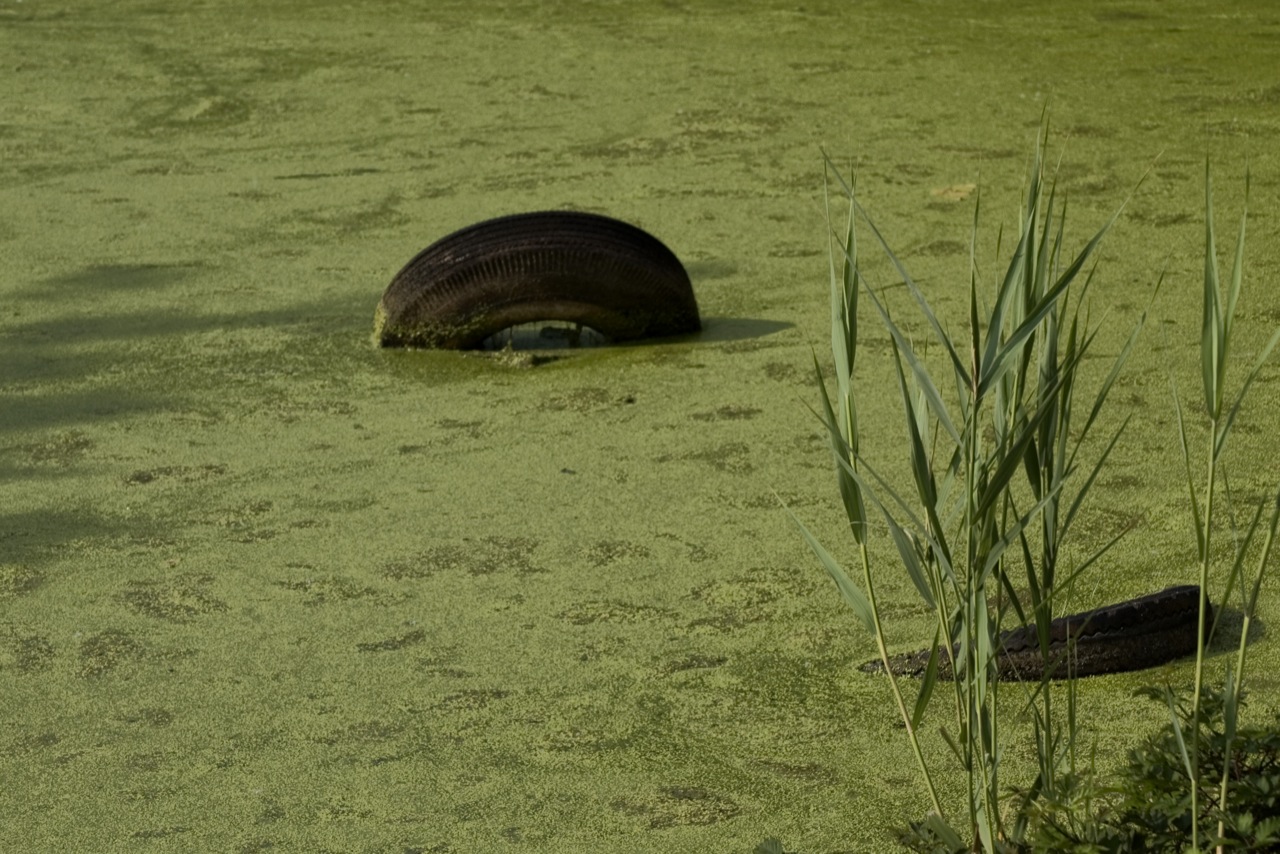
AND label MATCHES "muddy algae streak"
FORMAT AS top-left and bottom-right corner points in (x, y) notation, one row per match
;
(2, 0), (1279, 851)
